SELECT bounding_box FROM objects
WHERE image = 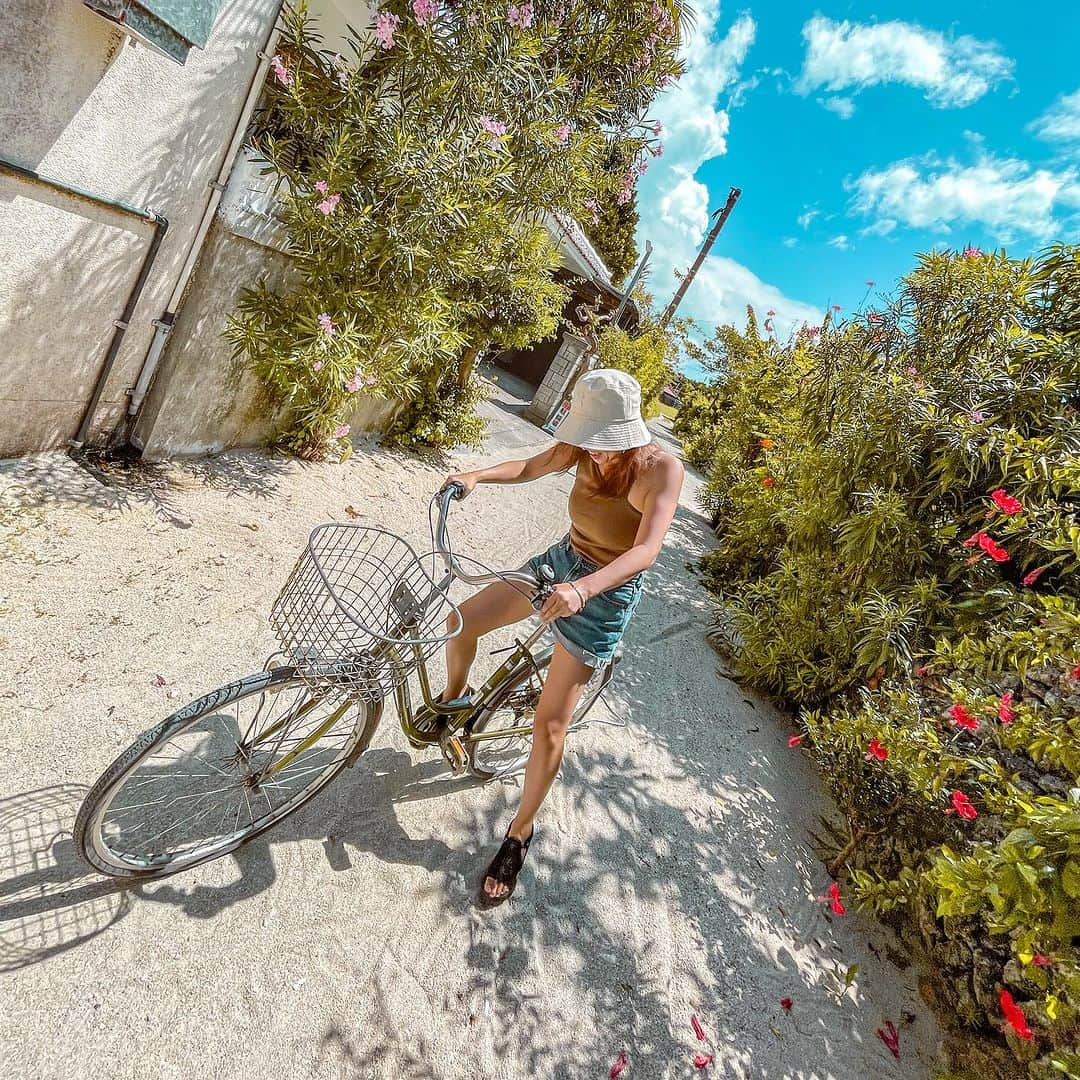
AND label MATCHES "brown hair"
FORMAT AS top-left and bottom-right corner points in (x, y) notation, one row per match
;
(562, 442), (661, 499)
